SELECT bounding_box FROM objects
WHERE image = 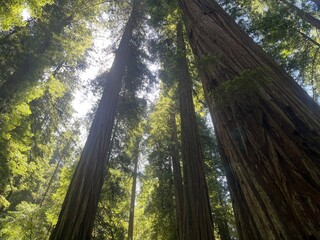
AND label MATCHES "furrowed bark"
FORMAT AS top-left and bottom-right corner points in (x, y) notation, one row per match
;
(176, 21), (214, 240)
(178, 0), (320, 239)
(49, 1), (141, 239)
